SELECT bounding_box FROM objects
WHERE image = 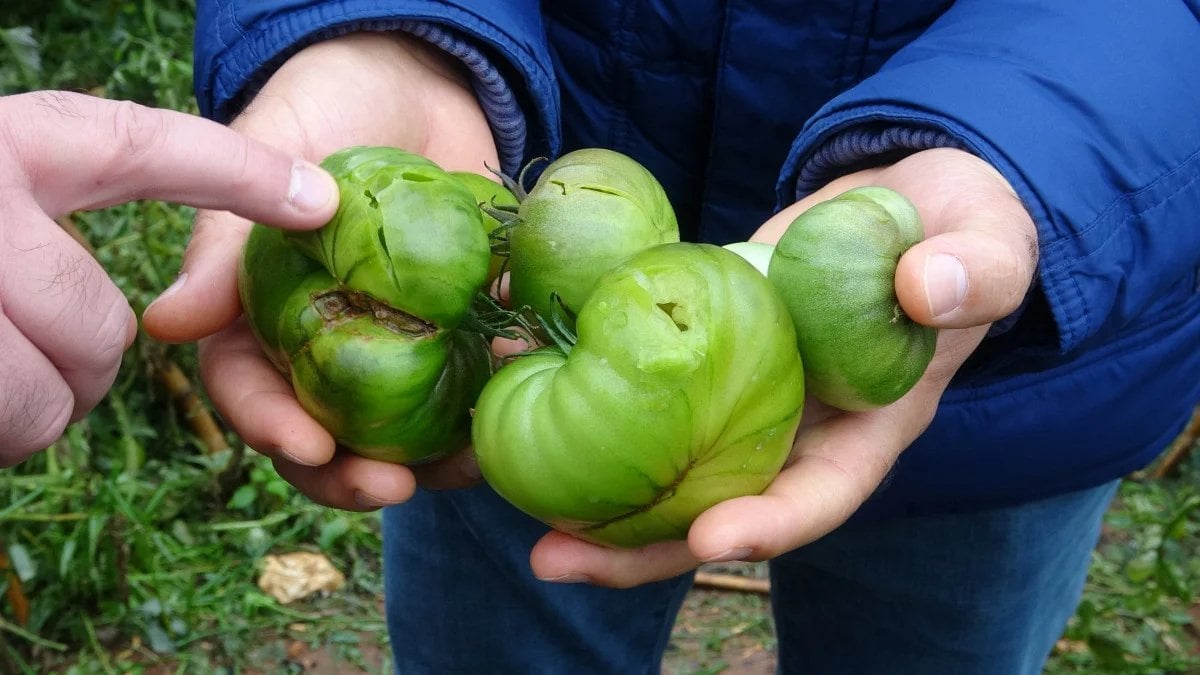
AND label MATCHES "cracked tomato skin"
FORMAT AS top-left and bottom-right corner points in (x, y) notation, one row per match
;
(508, 148), (680, 323)
(238, 146), (493, 464)
(473, 242), (805, 548)
(768, 186), (936, 411)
